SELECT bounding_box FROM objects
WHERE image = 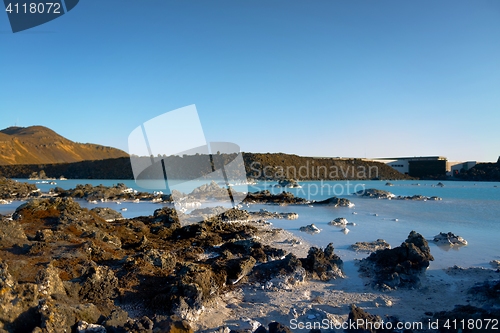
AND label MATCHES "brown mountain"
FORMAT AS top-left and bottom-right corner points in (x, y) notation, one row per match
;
(0, 126), (128, 165)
